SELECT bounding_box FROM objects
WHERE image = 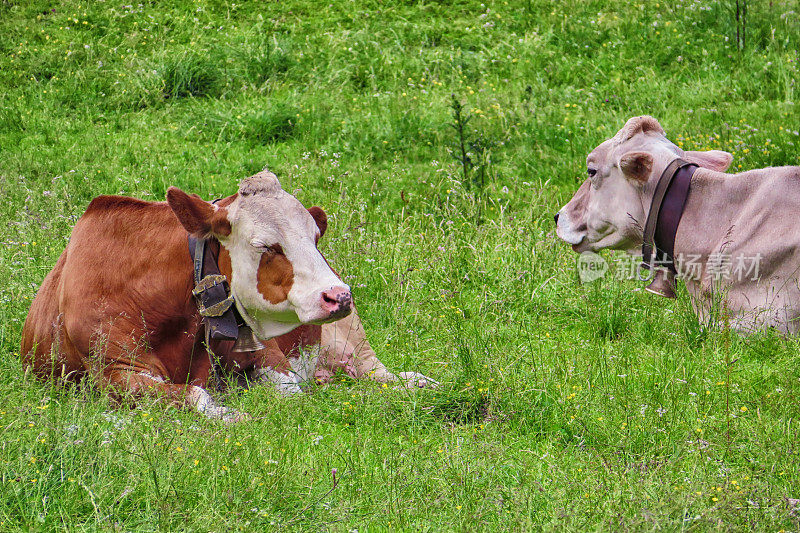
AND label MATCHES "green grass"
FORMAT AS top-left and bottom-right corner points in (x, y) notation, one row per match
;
(2, 0), (800, 530)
